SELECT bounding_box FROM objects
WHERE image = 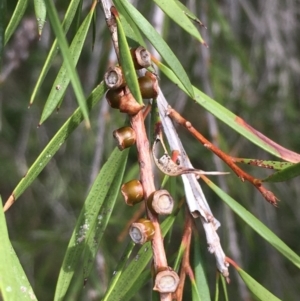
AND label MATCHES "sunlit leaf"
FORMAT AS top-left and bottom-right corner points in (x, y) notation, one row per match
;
(114, 0), (194, 98)
(0, 198), (37, 301)
(152, 0), (205, 44)
(3, 82), (105, 212)
(201, 176), (300, 269)
(30, 0), (81, 105)
(54, 147), (128, 301)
